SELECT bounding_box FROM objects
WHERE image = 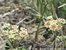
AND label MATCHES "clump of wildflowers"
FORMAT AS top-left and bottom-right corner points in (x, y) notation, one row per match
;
(44, 16), (66, 31)
(1, 23), (29, 40)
